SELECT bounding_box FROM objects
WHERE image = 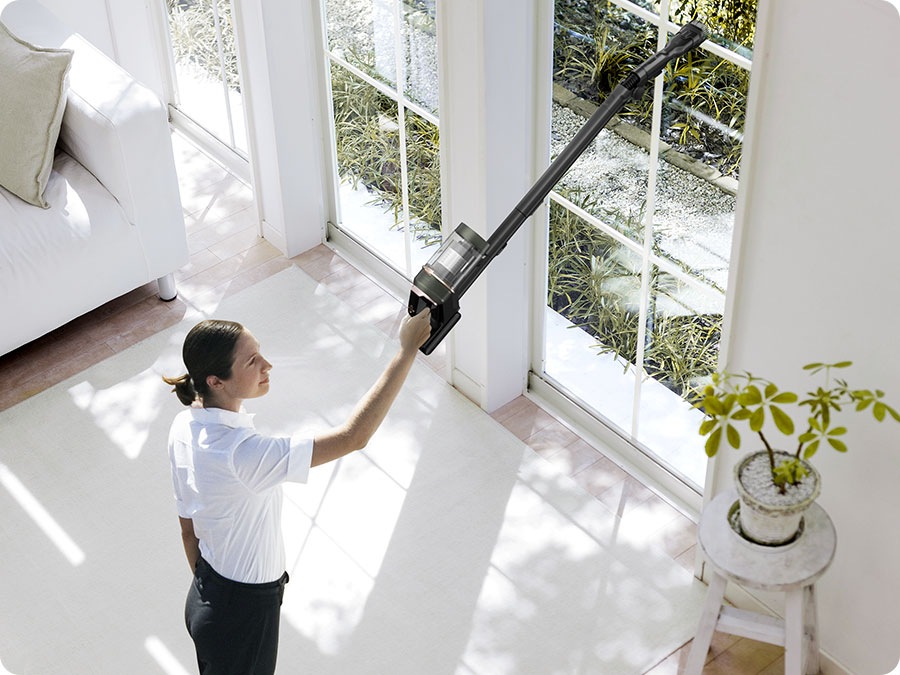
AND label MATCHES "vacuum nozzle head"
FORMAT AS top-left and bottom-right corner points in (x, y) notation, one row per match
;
(623, 20), (707, 92)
